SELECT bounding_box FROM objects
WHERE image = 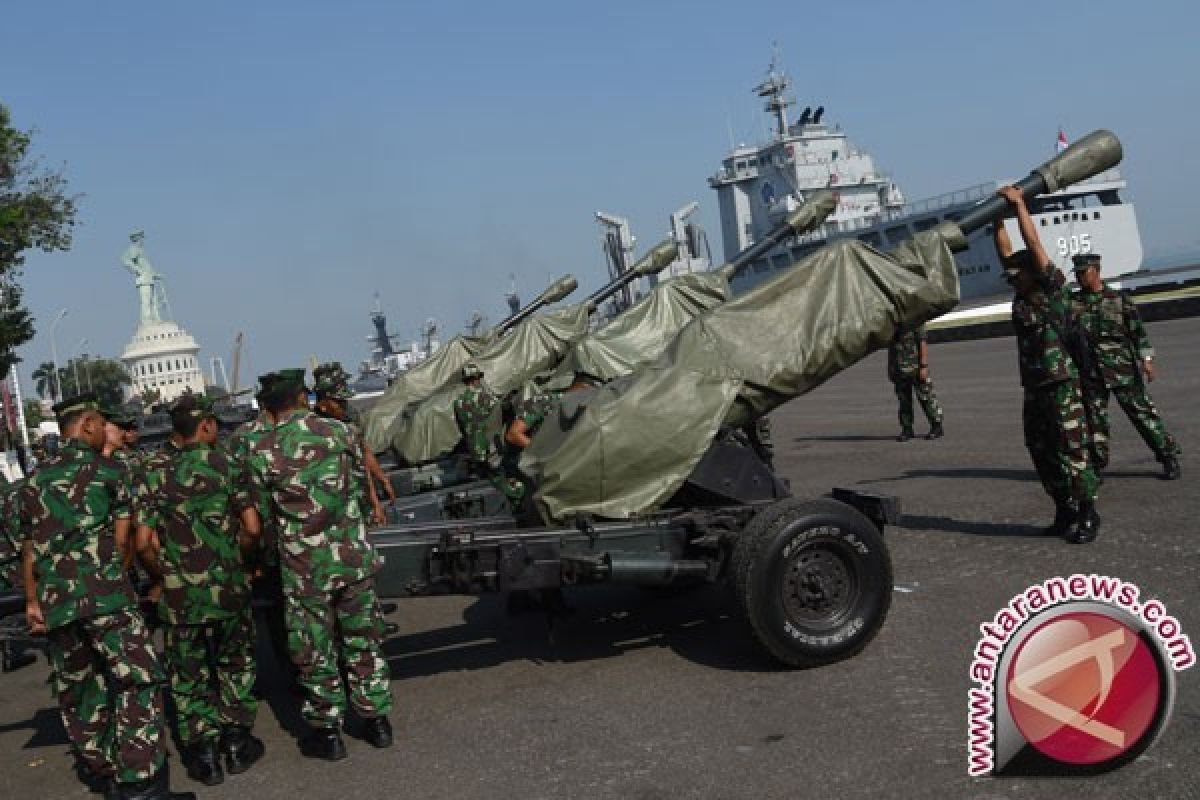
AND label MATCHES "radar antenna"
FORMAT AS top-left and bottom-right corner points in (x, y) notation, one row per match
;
(505, 274), (520, 315)
(753, 44), (795, 139)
